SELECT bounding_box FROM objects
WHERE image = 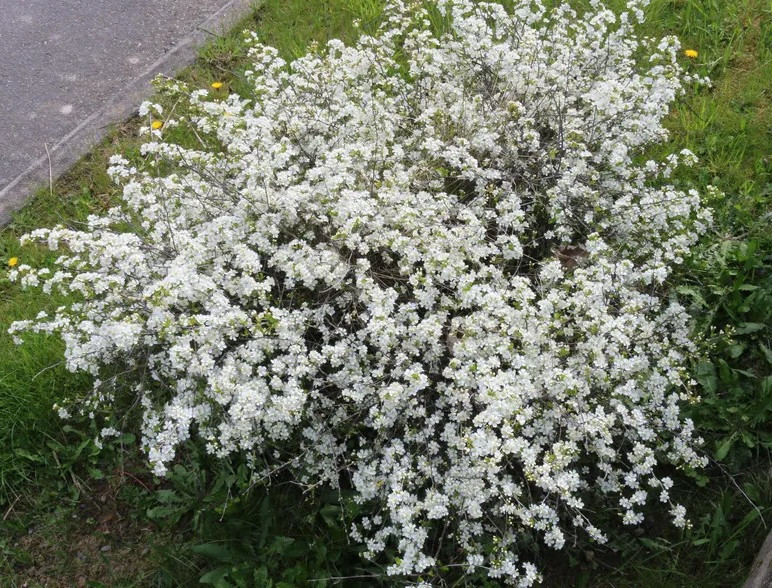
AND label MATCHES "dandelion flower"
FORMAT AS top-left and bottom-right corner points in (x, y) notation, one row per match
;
(211, 82), (223, 90)
(151, 120), (163, 130)
(684, 49), (698, 59)
(7, 257), (18, 267)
